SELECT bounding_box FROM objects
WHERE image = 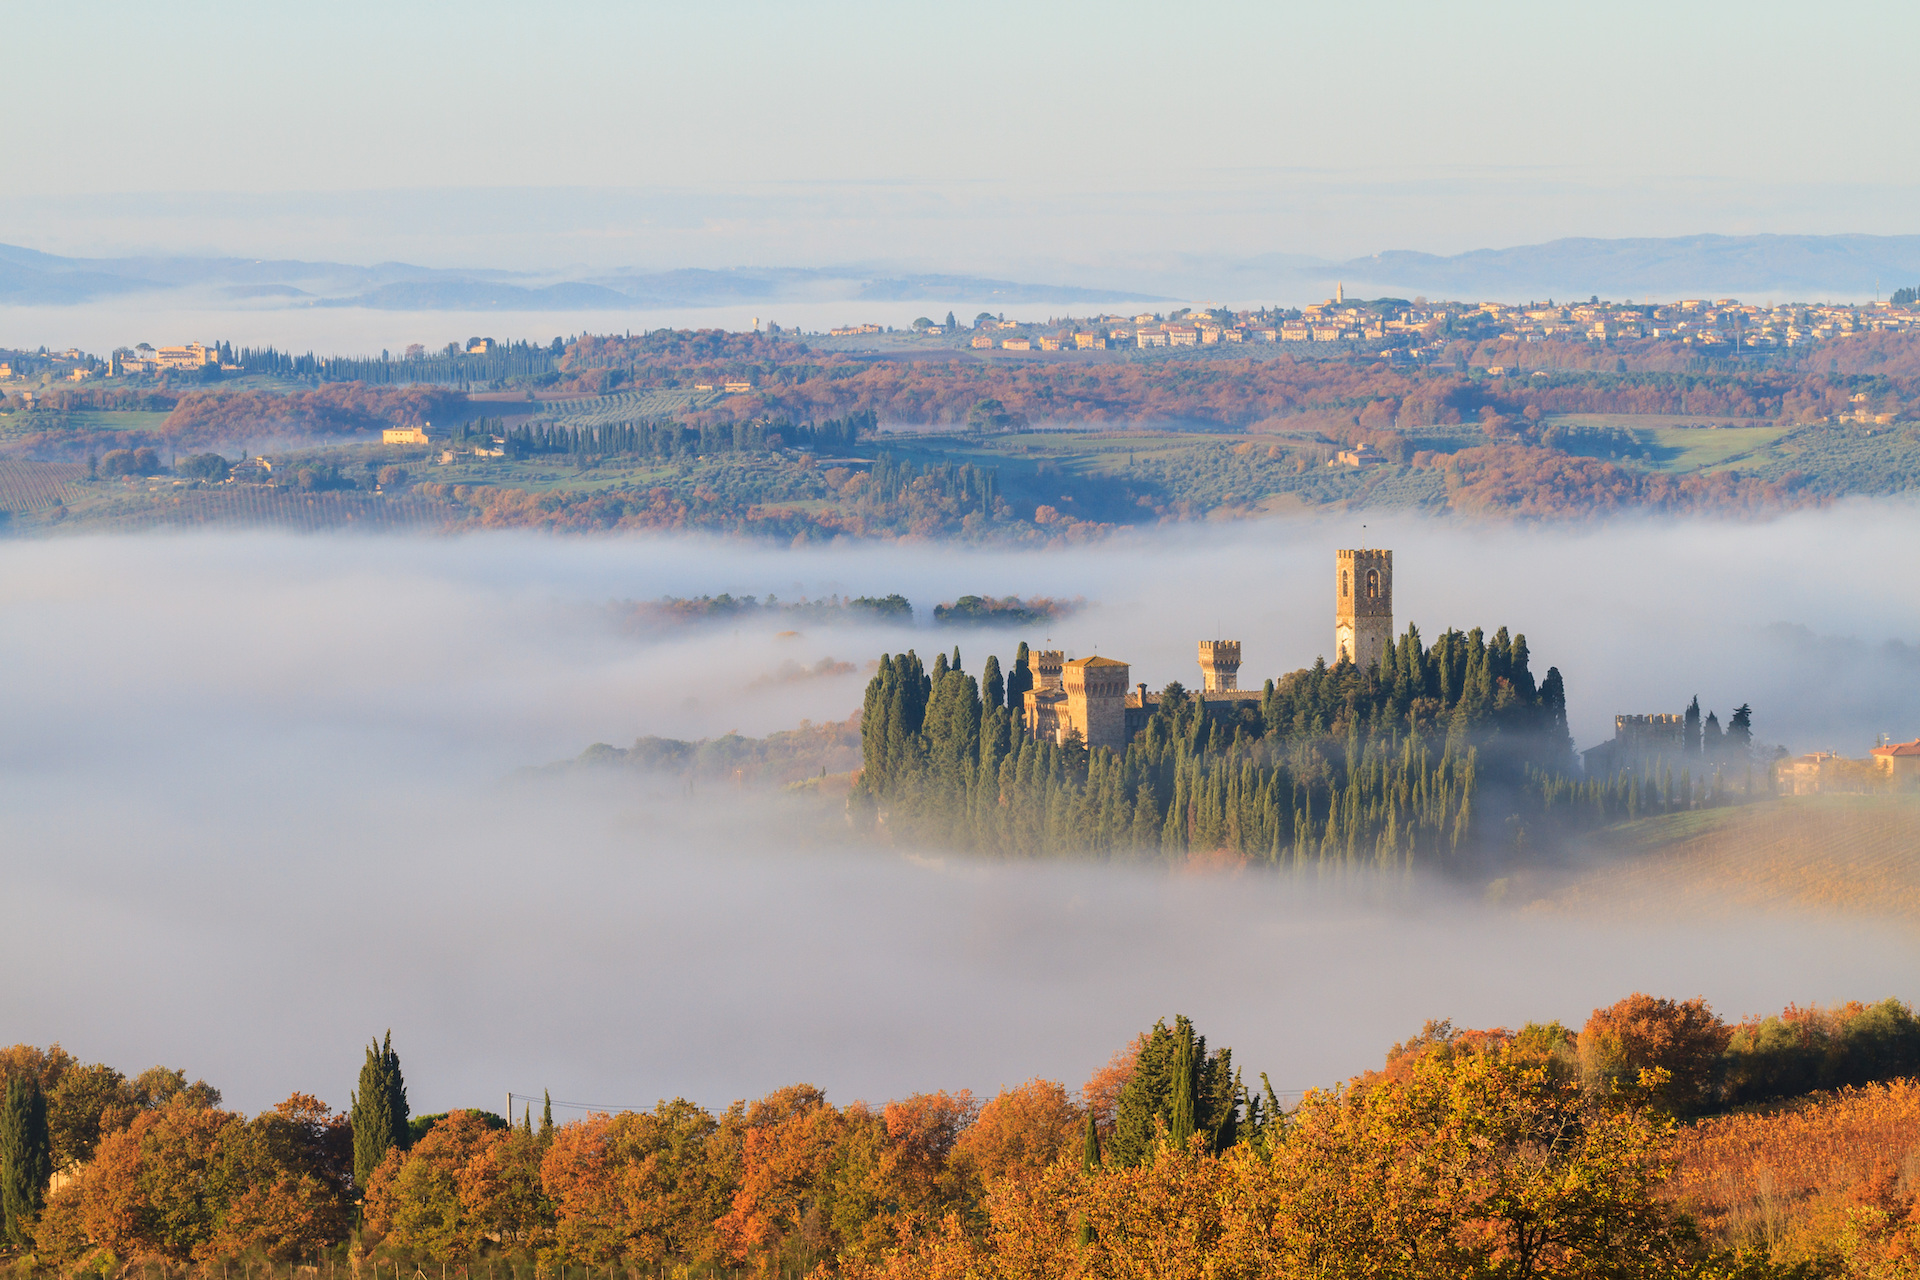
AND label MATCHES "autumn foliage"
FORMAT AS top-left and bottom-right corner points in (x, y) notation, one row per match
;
(10, 994), (1920, 1278)
(35, 1094), (350, 1265)
(158, 383), (467, 448)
